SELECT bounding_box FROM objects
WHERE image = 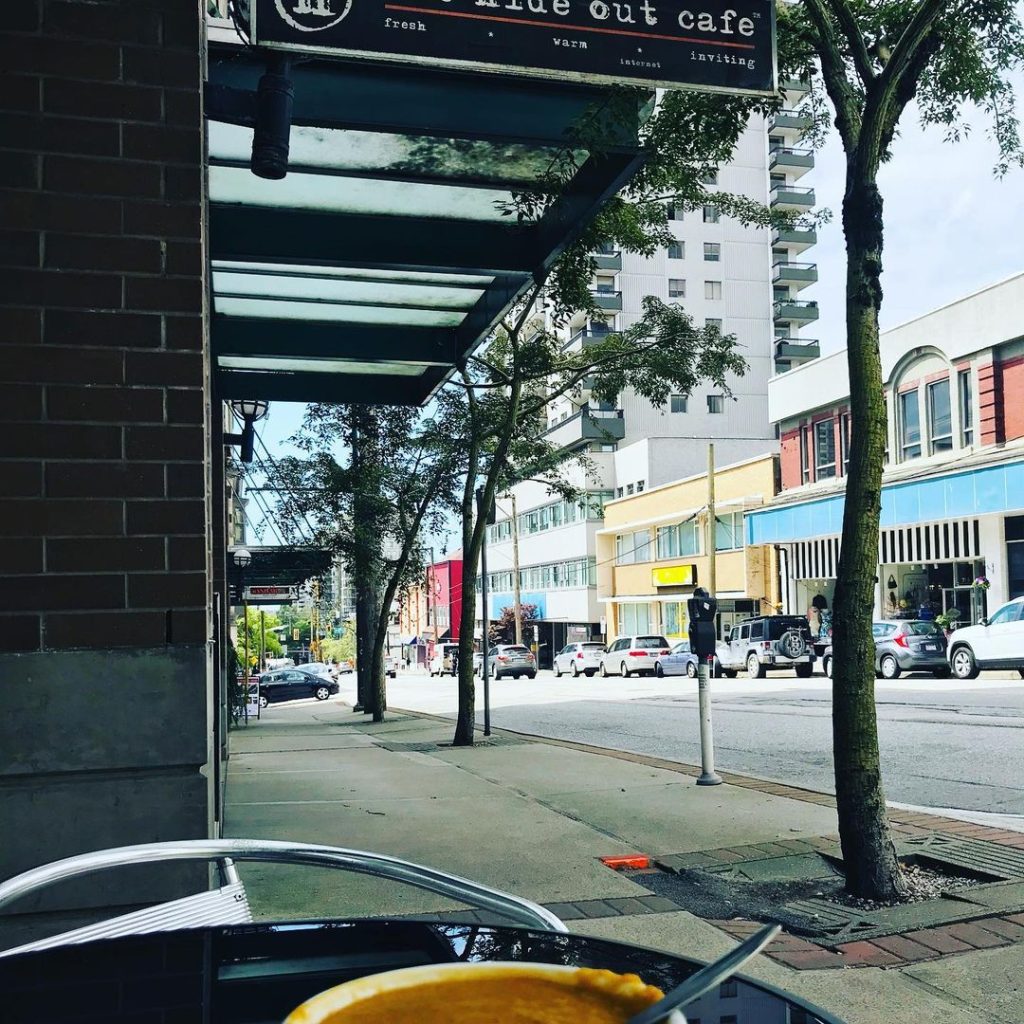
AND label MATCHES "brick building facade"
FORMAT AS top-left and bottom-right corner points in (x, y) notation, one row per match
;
(0, 0), (216, 932)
